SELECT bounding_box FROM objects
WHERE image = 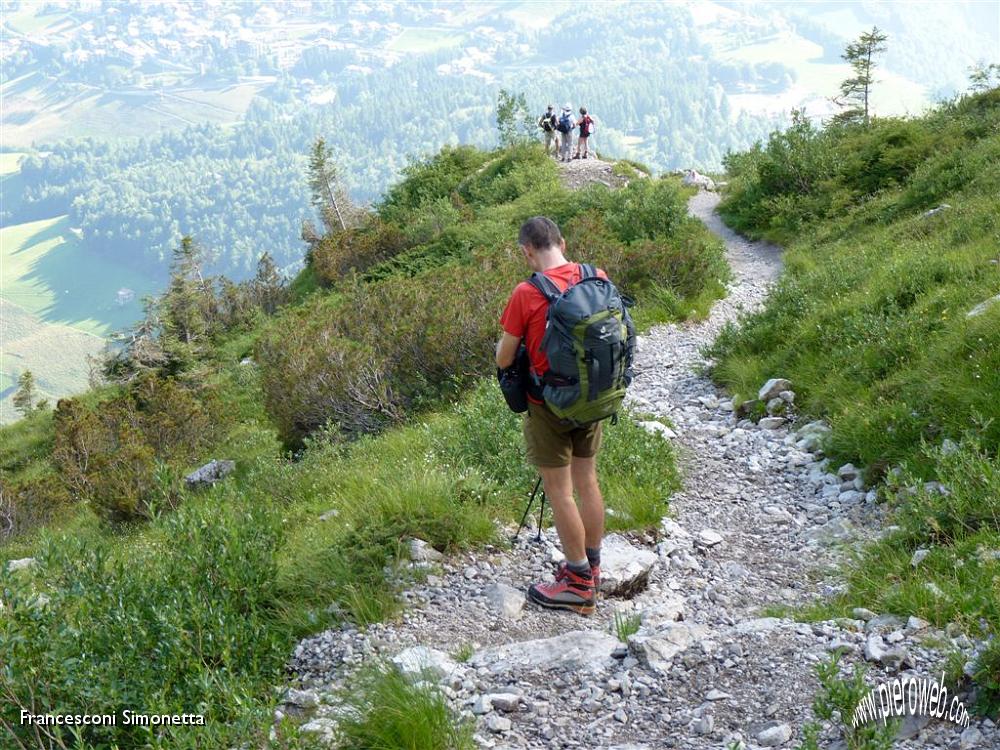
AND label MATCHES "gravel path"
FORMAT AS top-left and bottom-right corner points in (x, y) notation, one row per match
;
(278, 189), (993, 750)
